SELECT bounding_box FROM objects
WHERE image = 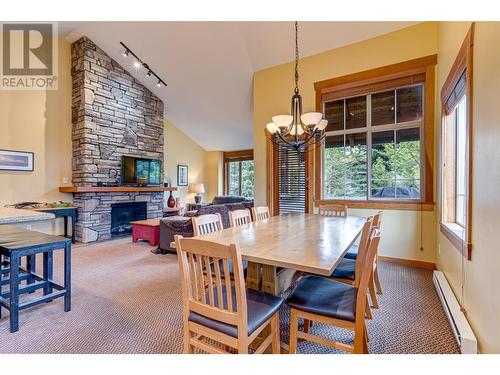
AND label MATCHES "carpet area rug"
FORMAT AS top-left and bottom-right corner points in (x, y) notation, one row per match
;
(0, 239), (459, 354)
